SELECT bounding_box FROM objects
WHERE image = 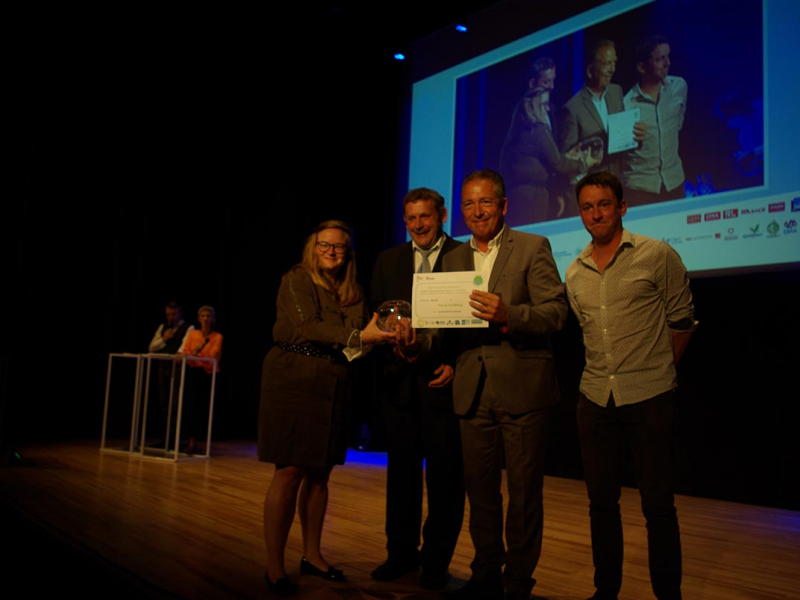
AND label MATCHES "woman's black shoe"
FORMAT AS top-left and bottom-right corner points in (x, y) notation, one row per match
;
(300, 557), (345, 581)
(264, 574), (298, 596)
